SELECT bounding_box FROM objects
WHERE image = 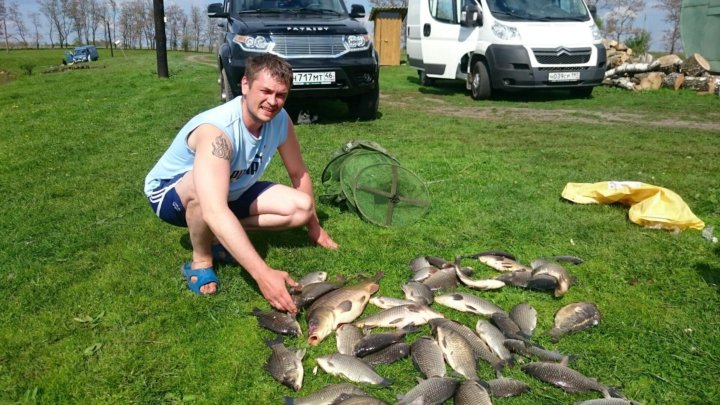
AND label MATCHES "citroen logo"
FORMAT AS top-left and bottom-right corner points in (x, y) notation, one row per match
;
(555, 47), (571, 56)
